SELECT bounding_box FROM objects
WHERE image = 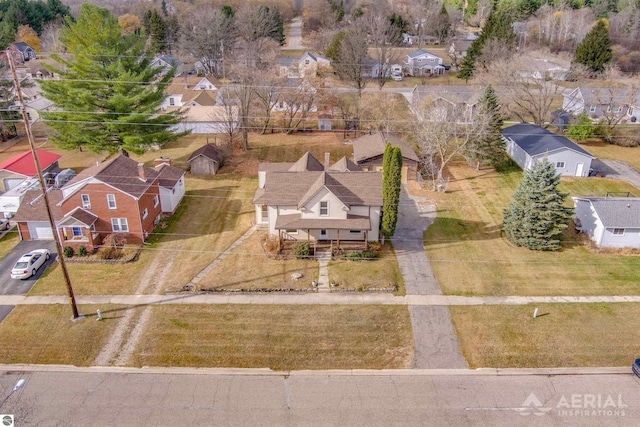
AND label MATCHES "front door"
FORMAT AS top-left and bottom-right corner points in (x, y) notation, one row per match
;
(575, 163), (584, 176)
(319, 229), (327, 240)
